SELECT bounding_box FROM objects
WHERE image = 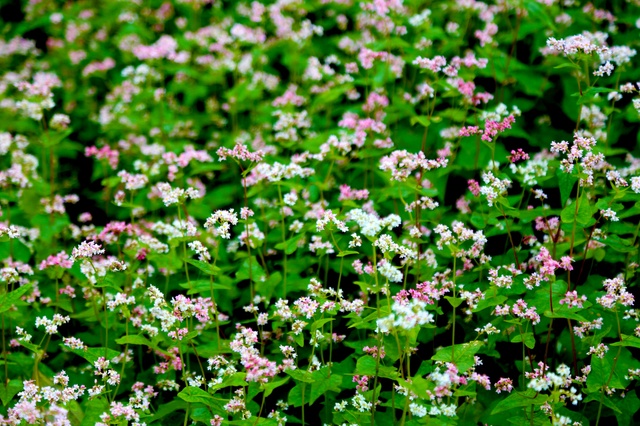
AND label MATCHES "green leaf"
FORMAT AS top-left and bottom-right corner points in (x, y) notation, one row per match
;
(286, 369), (315, 384)
(263, 377), (290, 399)
(0, 284), (33, 314)
(355, 356), (399, 379)
(523, 0), (556, 31)
(615, 390), (640, 425)
(151, 399), (189, 423)
(355, 355), (378, 376)
(80, 397), (110, 426)
(410, 116), (432, 127)
(560, 197), (594, 226)
(587, 348), (633, 392)
(288, 383), (310, 407)
(309, 367), (342, 404)
(186, 259), (221, 275)
(553, 62), (581, 70)
(17, 340), (41, 354)
(310, 318), (333, 332)
(511, 332), (536, 349)
(115, 335), (153, 347)
(235, 257), (265, 283)
(604, 235), (634, 253)
(0, 380), (22, 406)
(256, 271), (282, 302)
(41, 129), (73, 147)
(68, 347), (121, 364)
(473, 295), (507, 313)
(291, 331), (304, 347)
(276, 234), (305, 255)
(209, 373), (248, 391)
(544, 308), (588, 323)
(178, 279), (232, 294)
(556, 168), (577, 207)
(177, 386), (216, 406)
(491, 389), (548, 414)
(611, 334), (640, 349)
(93, 276), (123, 291)
(337, 250), (359, 257)
(445, 296), (464, 308)
(583, 392), (622, 413)
(432, 341), (484, 371)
